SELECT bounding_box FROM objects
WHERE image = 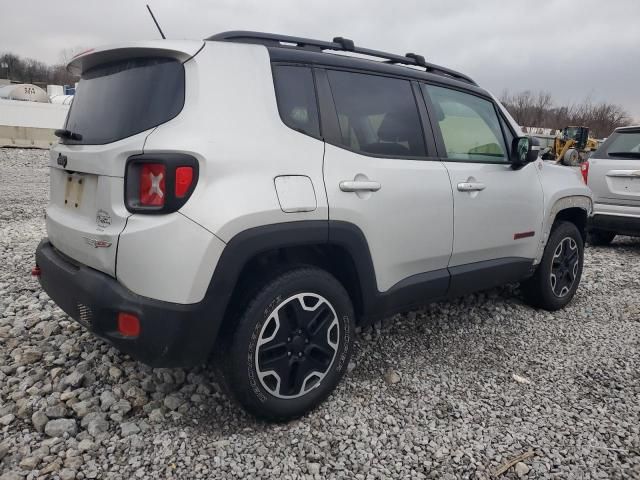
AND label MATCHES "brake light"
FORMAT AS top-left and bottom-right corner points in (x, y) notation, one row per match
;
(117, 312), (140, 337)
(139, 164), (166, 206)
(125, 154), (199, 214)
(580, 161), (589, 184)
(175, 166), (194, 198)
